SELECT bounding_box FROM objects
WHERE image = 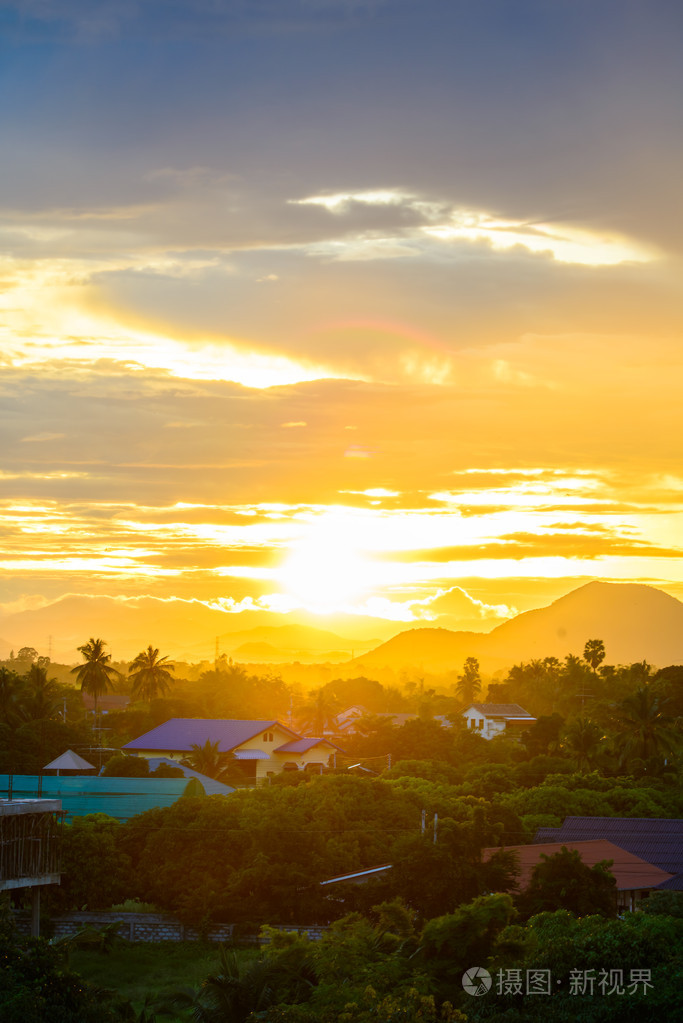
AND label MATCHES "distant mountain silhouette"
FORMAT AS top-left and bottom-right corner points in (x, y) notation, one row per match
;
(2, 582), (681, 670)
(0, 595), (378, 663)
(353, 583), (683, 672)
